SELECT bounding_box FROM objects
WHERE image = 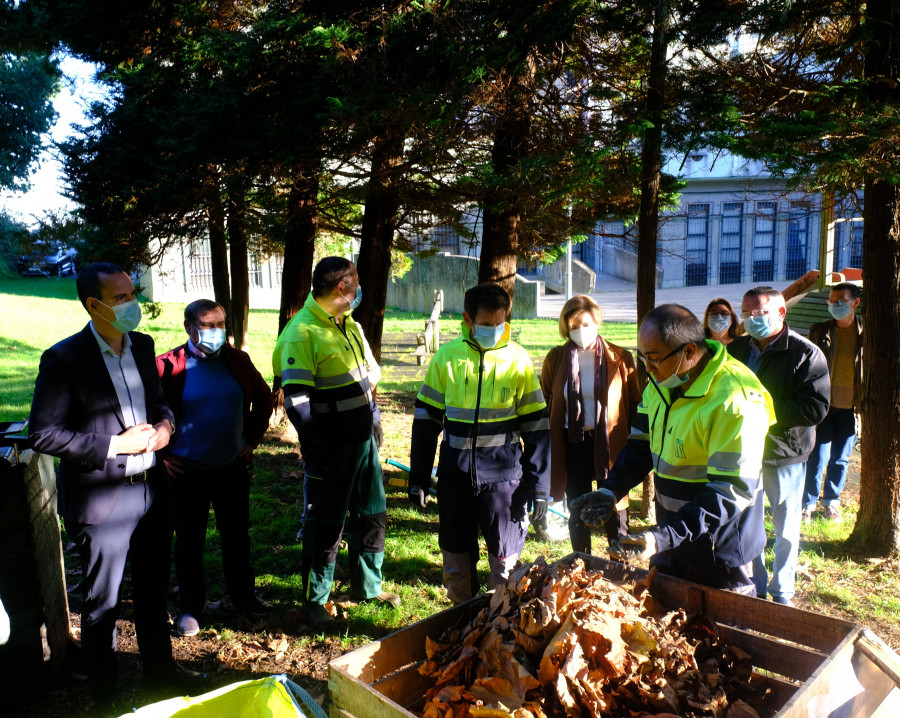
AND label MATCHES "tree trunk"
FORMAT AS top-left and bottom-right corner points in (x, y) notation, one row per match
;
(227, 182), (250, 351)
(205, 178), (232, 339)
(479, 88), (531, 312)
(354, 132), (404, 364)
(636, 1), (668, 329)
(848, 0), (900, 554)
(635, 2), (669, 522)
(278, 165), (319, 334)
(849, 178), (900, 555)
